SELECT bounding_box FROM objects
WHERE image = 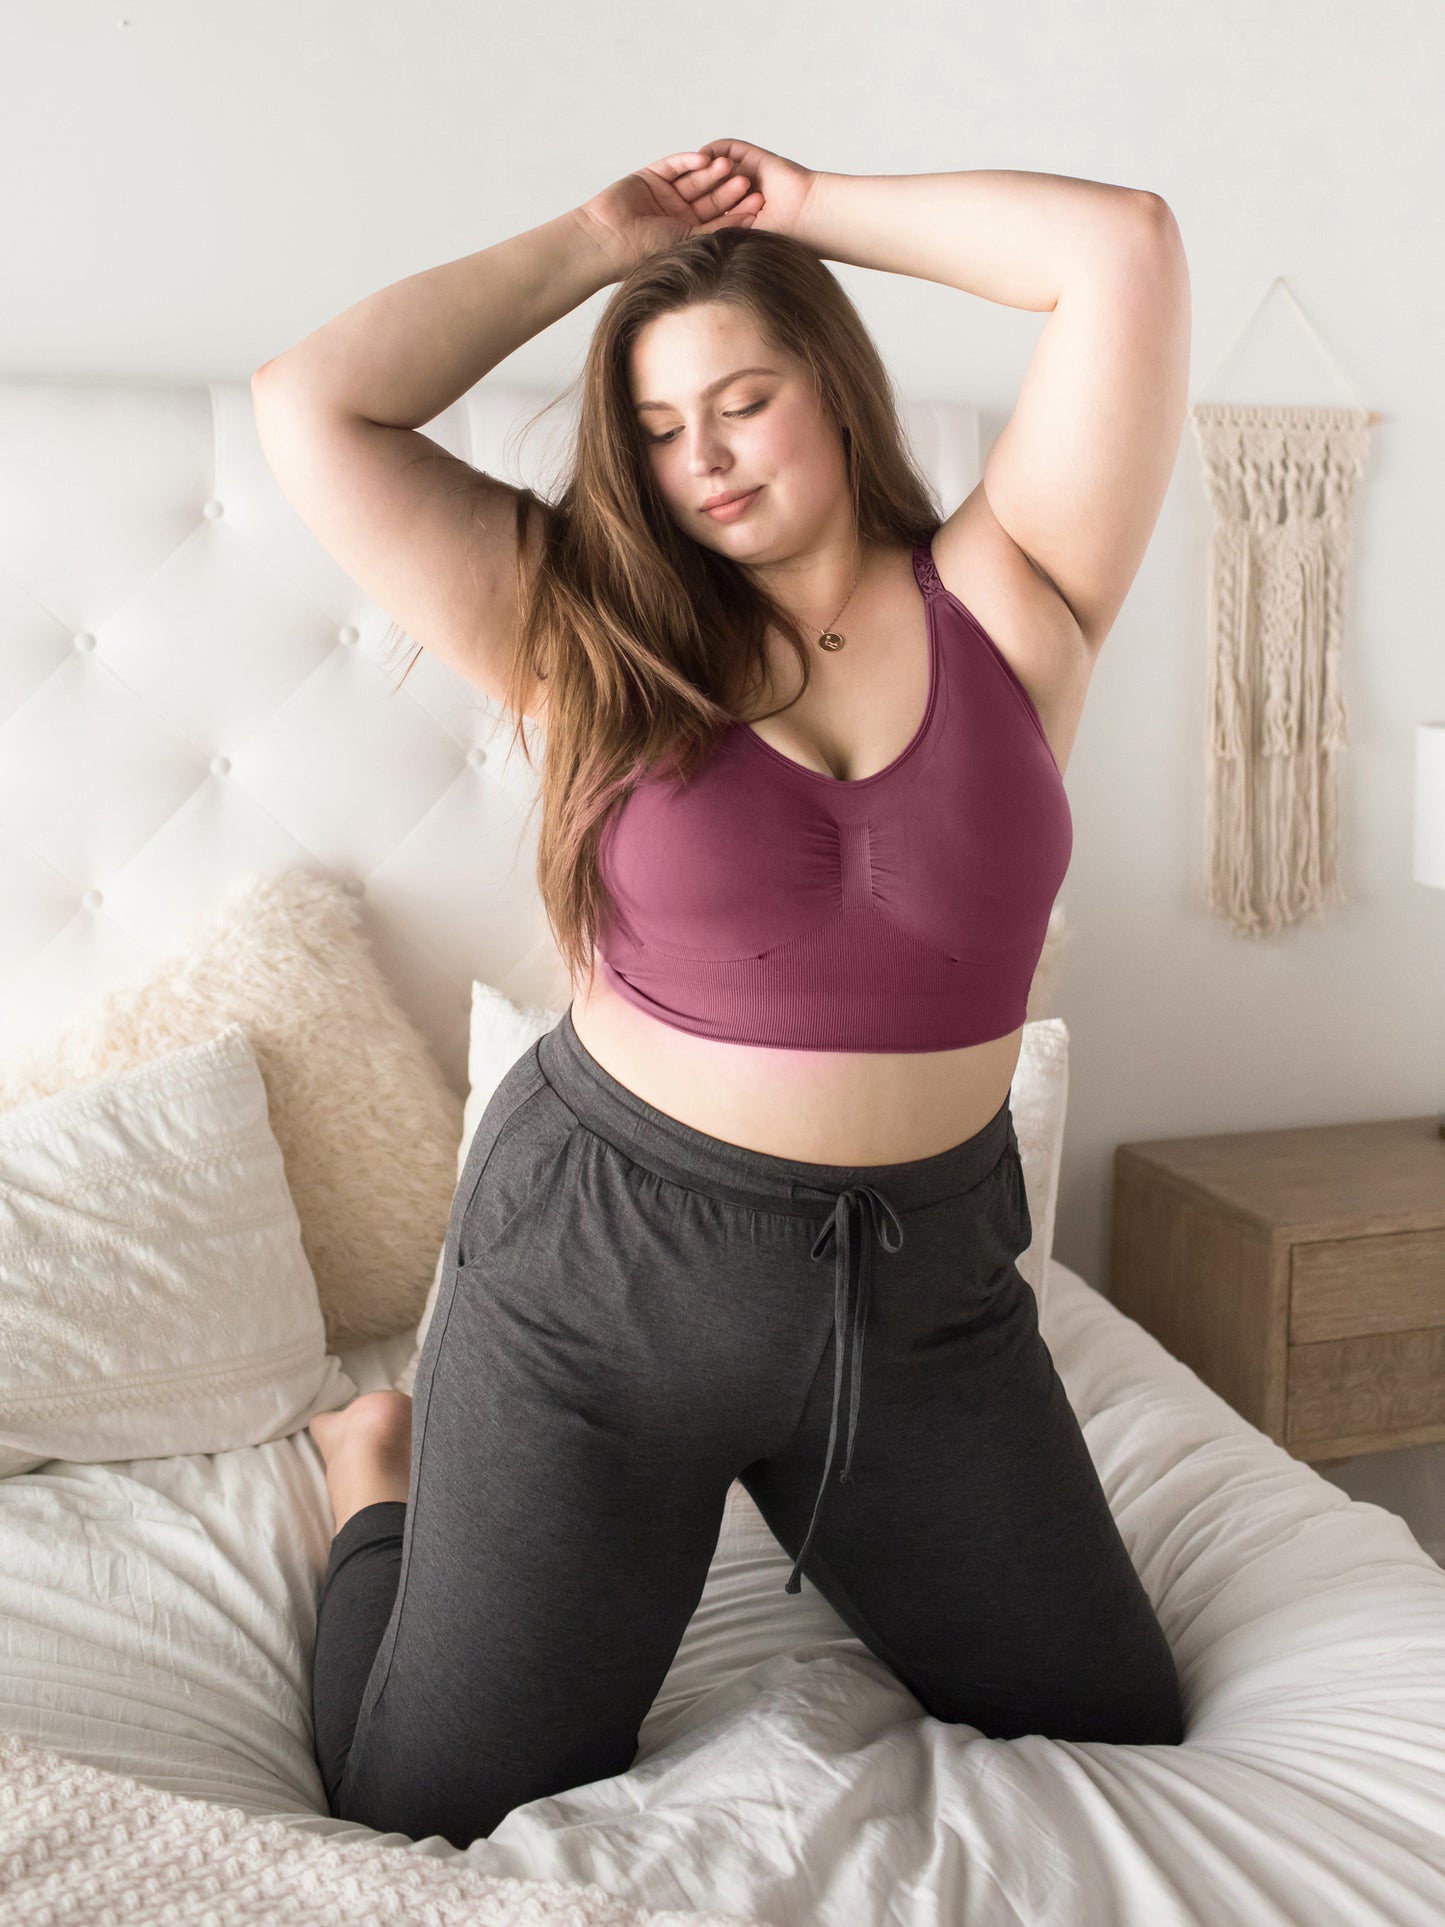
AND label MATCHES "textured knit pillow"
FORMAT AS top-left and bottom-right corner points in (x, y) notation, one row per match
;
(0, 1026), (356, 1478)
(0, 870), (463, 1352)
